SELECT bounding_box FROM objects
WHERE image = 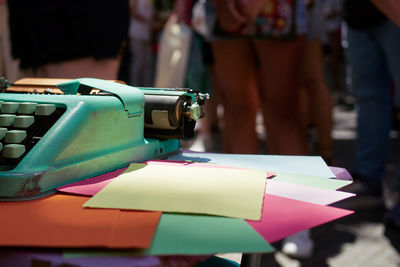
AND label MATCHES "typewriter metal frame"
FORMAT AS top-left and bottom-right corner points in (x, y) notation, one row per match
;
(0, 78), (205, 200)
